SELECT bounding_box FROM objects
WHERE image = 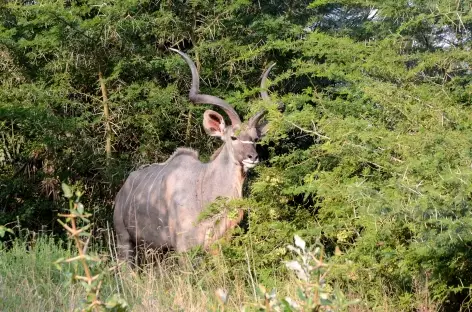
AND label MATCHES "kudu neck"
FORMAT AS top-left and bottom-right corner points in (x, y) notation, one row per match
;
(206, 142), (246, 198)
